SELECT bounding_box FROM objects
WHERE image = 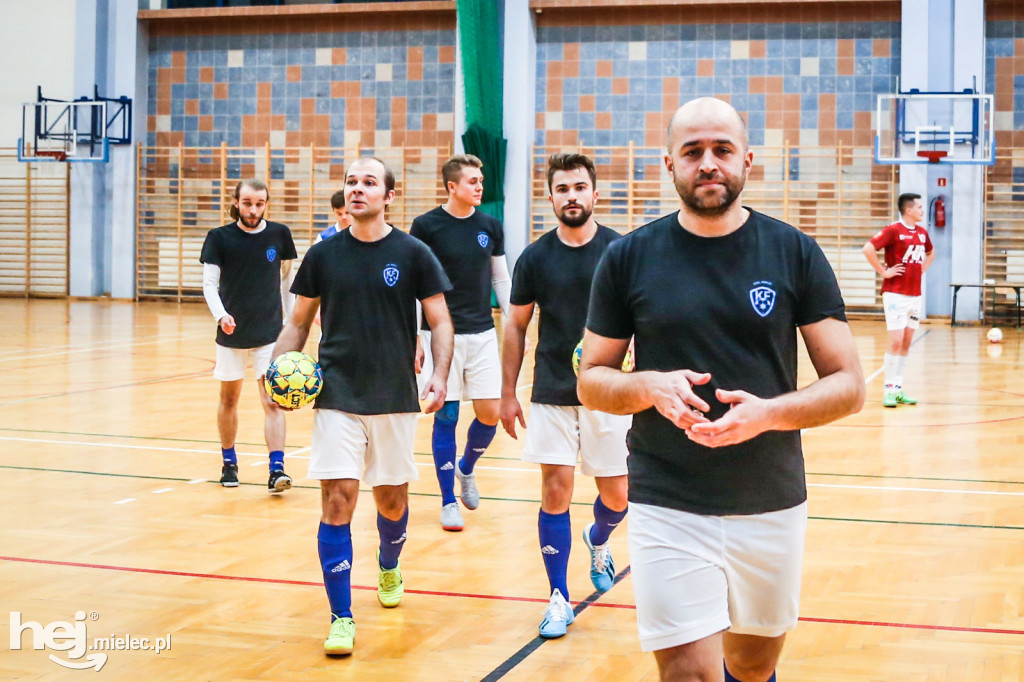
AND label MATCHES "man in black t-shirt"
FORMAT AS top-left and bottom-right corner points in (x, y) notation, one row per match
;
(199, 178), (297, 493)
(410, 154), (512, 532)
(501, 153), (631, 640)
(578, 98), (865, 681)
(273, 157), (453, 657)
